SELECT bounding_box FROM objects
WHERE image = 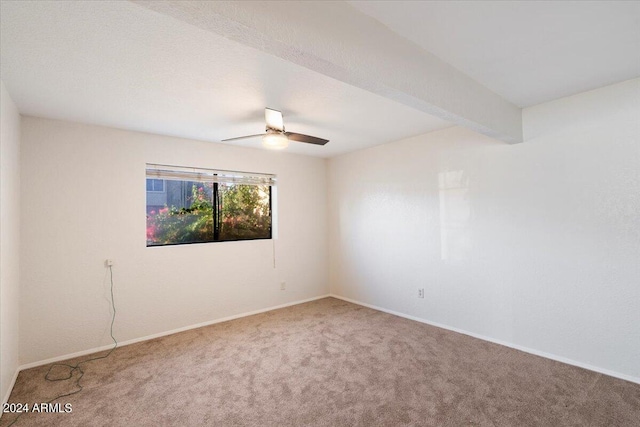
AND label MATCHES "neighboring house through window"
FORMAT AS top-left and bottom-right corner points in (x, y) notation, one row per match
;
(146, 178), (167, 213)
(146, 178), (165, 192)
